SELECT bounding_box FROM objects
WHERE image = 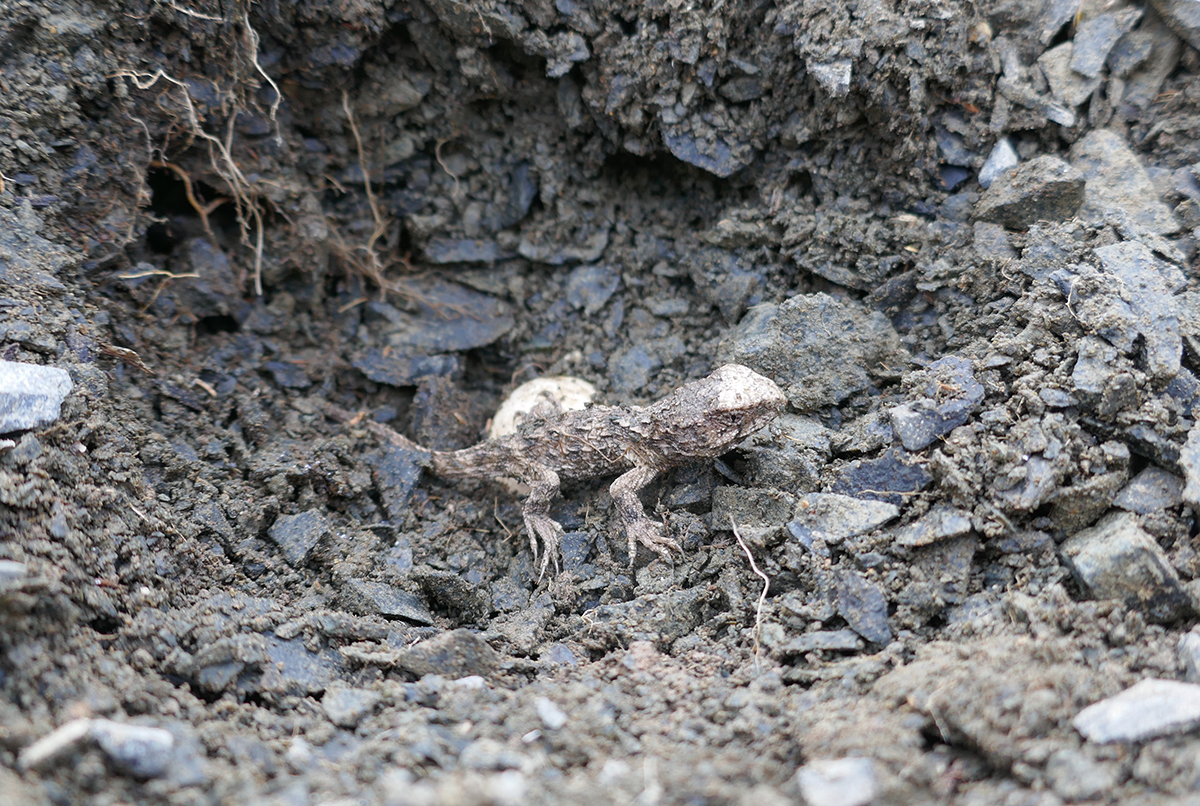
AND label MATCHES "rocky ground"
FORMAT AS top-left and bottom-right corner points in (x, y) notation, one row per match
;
(4, 0), (1200, 803)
